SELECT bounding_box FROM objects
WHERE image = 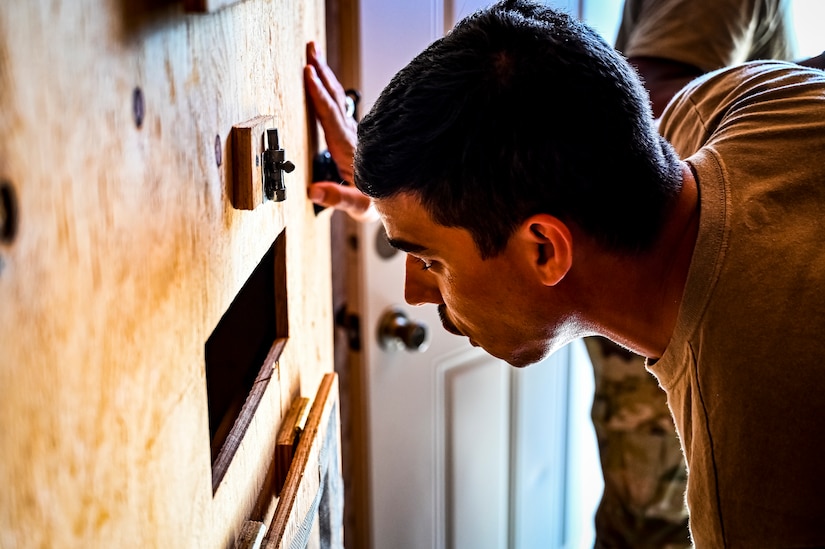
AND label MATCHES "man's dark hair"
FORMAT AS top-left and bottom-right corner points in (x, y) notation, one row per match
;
(354, 0), (682, 258)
